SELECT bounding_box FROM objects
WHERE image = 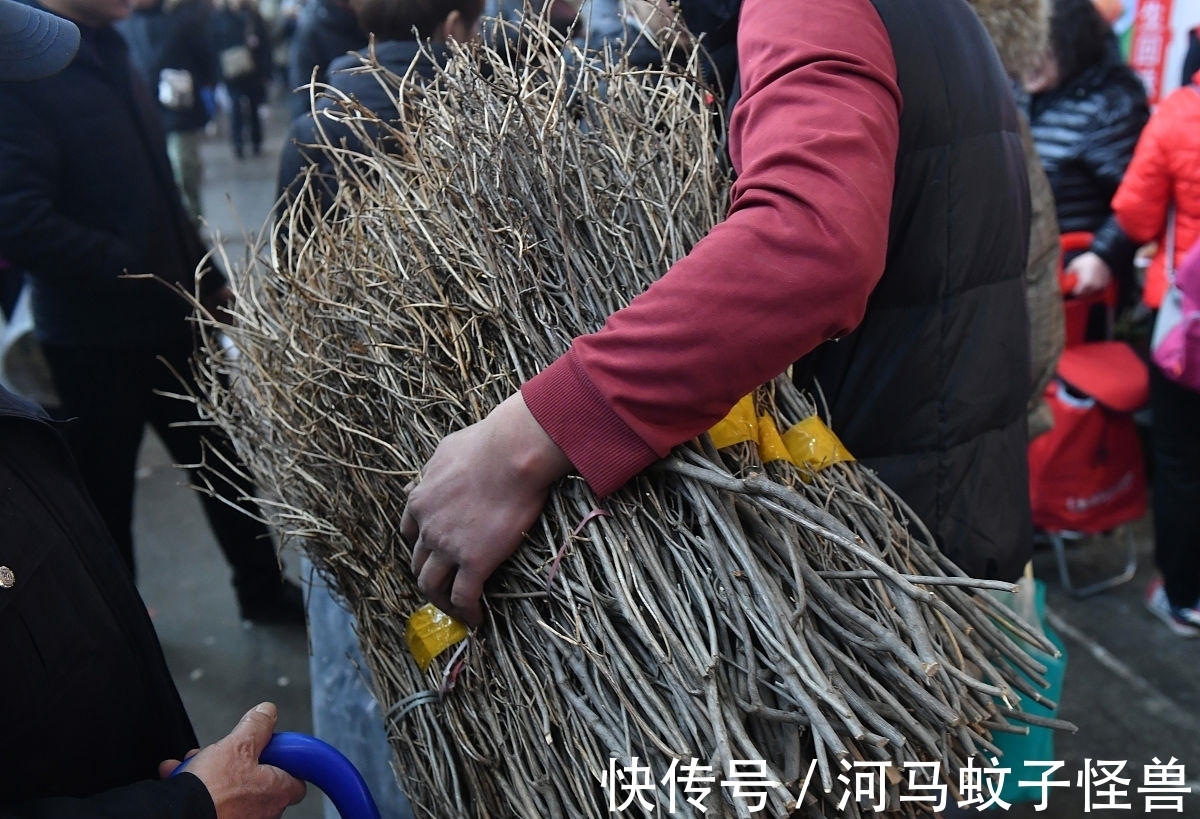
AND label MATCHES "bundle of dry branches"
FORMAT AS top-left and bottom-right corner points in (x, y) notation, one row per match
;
(196, 15), (1071, 818)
